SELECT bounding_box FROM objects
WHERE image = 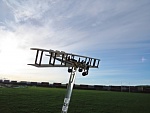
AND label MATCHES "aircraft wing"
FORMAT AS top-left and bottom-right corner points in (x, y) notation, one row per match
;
(28, 48), (100, 68)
